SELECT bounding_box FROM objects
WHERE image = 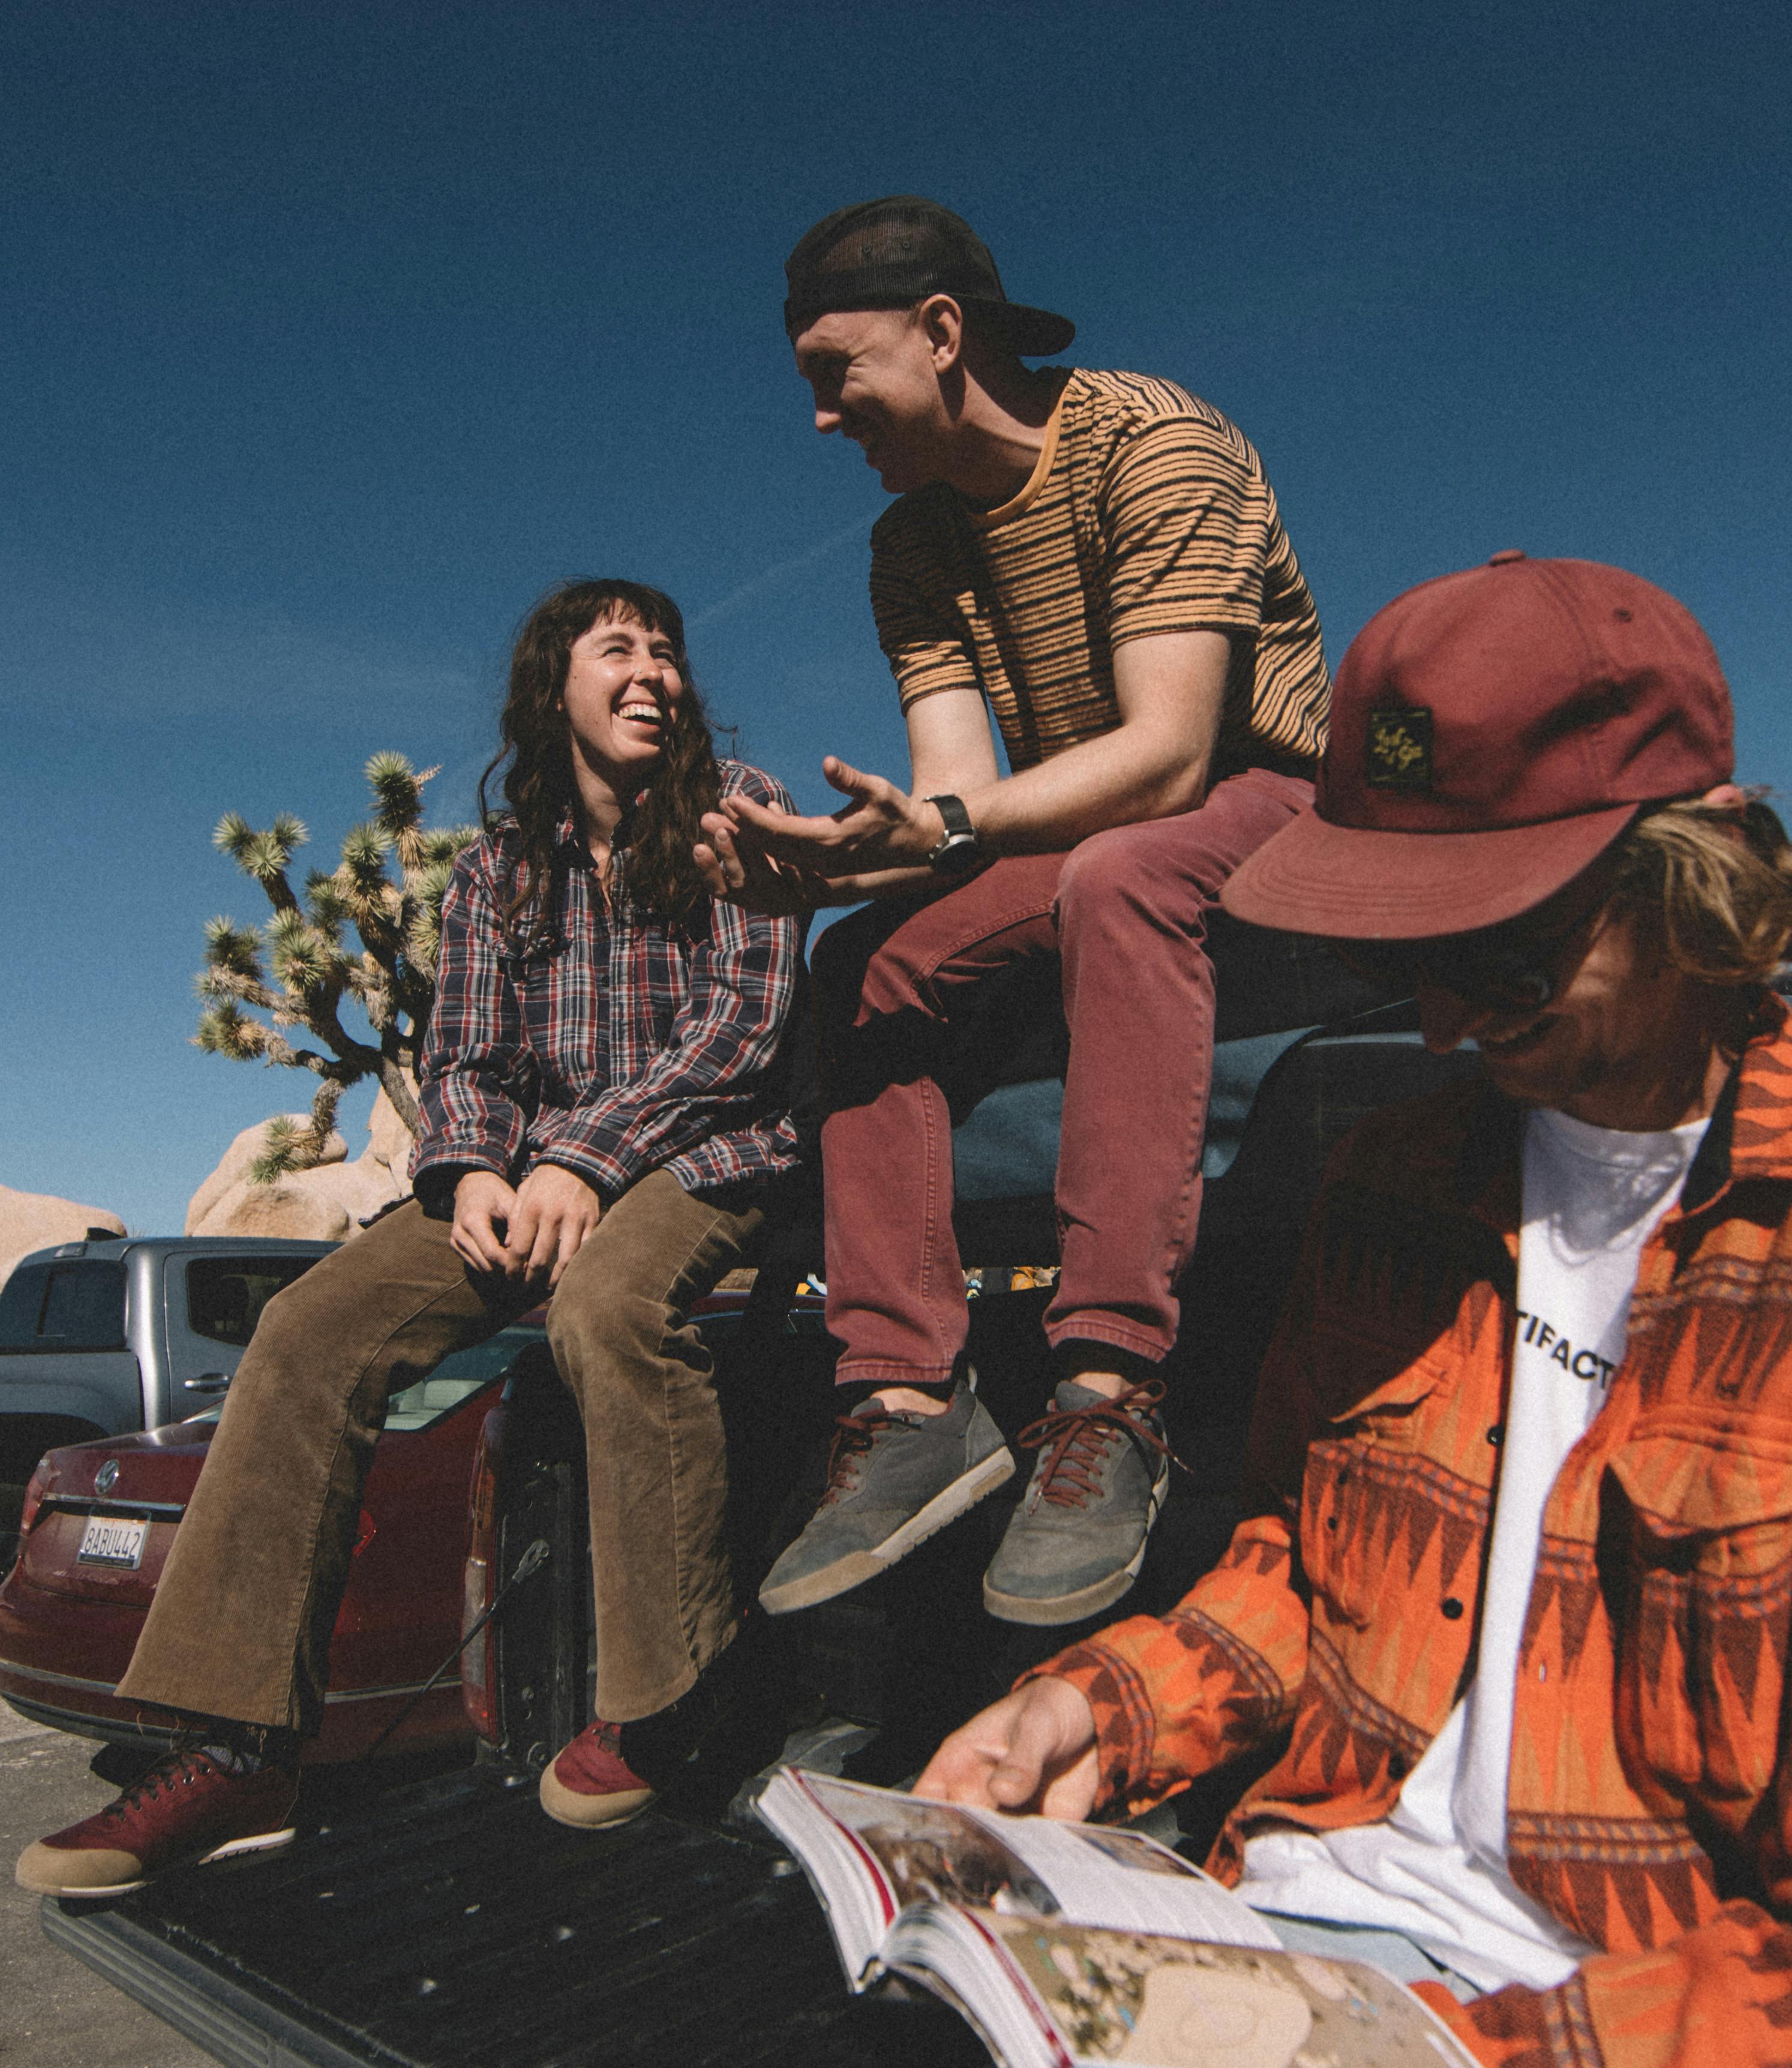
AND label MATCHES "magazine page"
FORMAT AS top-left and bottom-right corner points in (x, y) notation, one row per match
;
(754, 1767), (902, 1983)
(758, 1768), (1078, 1982)
(773, 1772), (1280, 1952)
(887, 1910), (1481, 2068)
(969, 1806), (1280, 1949)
